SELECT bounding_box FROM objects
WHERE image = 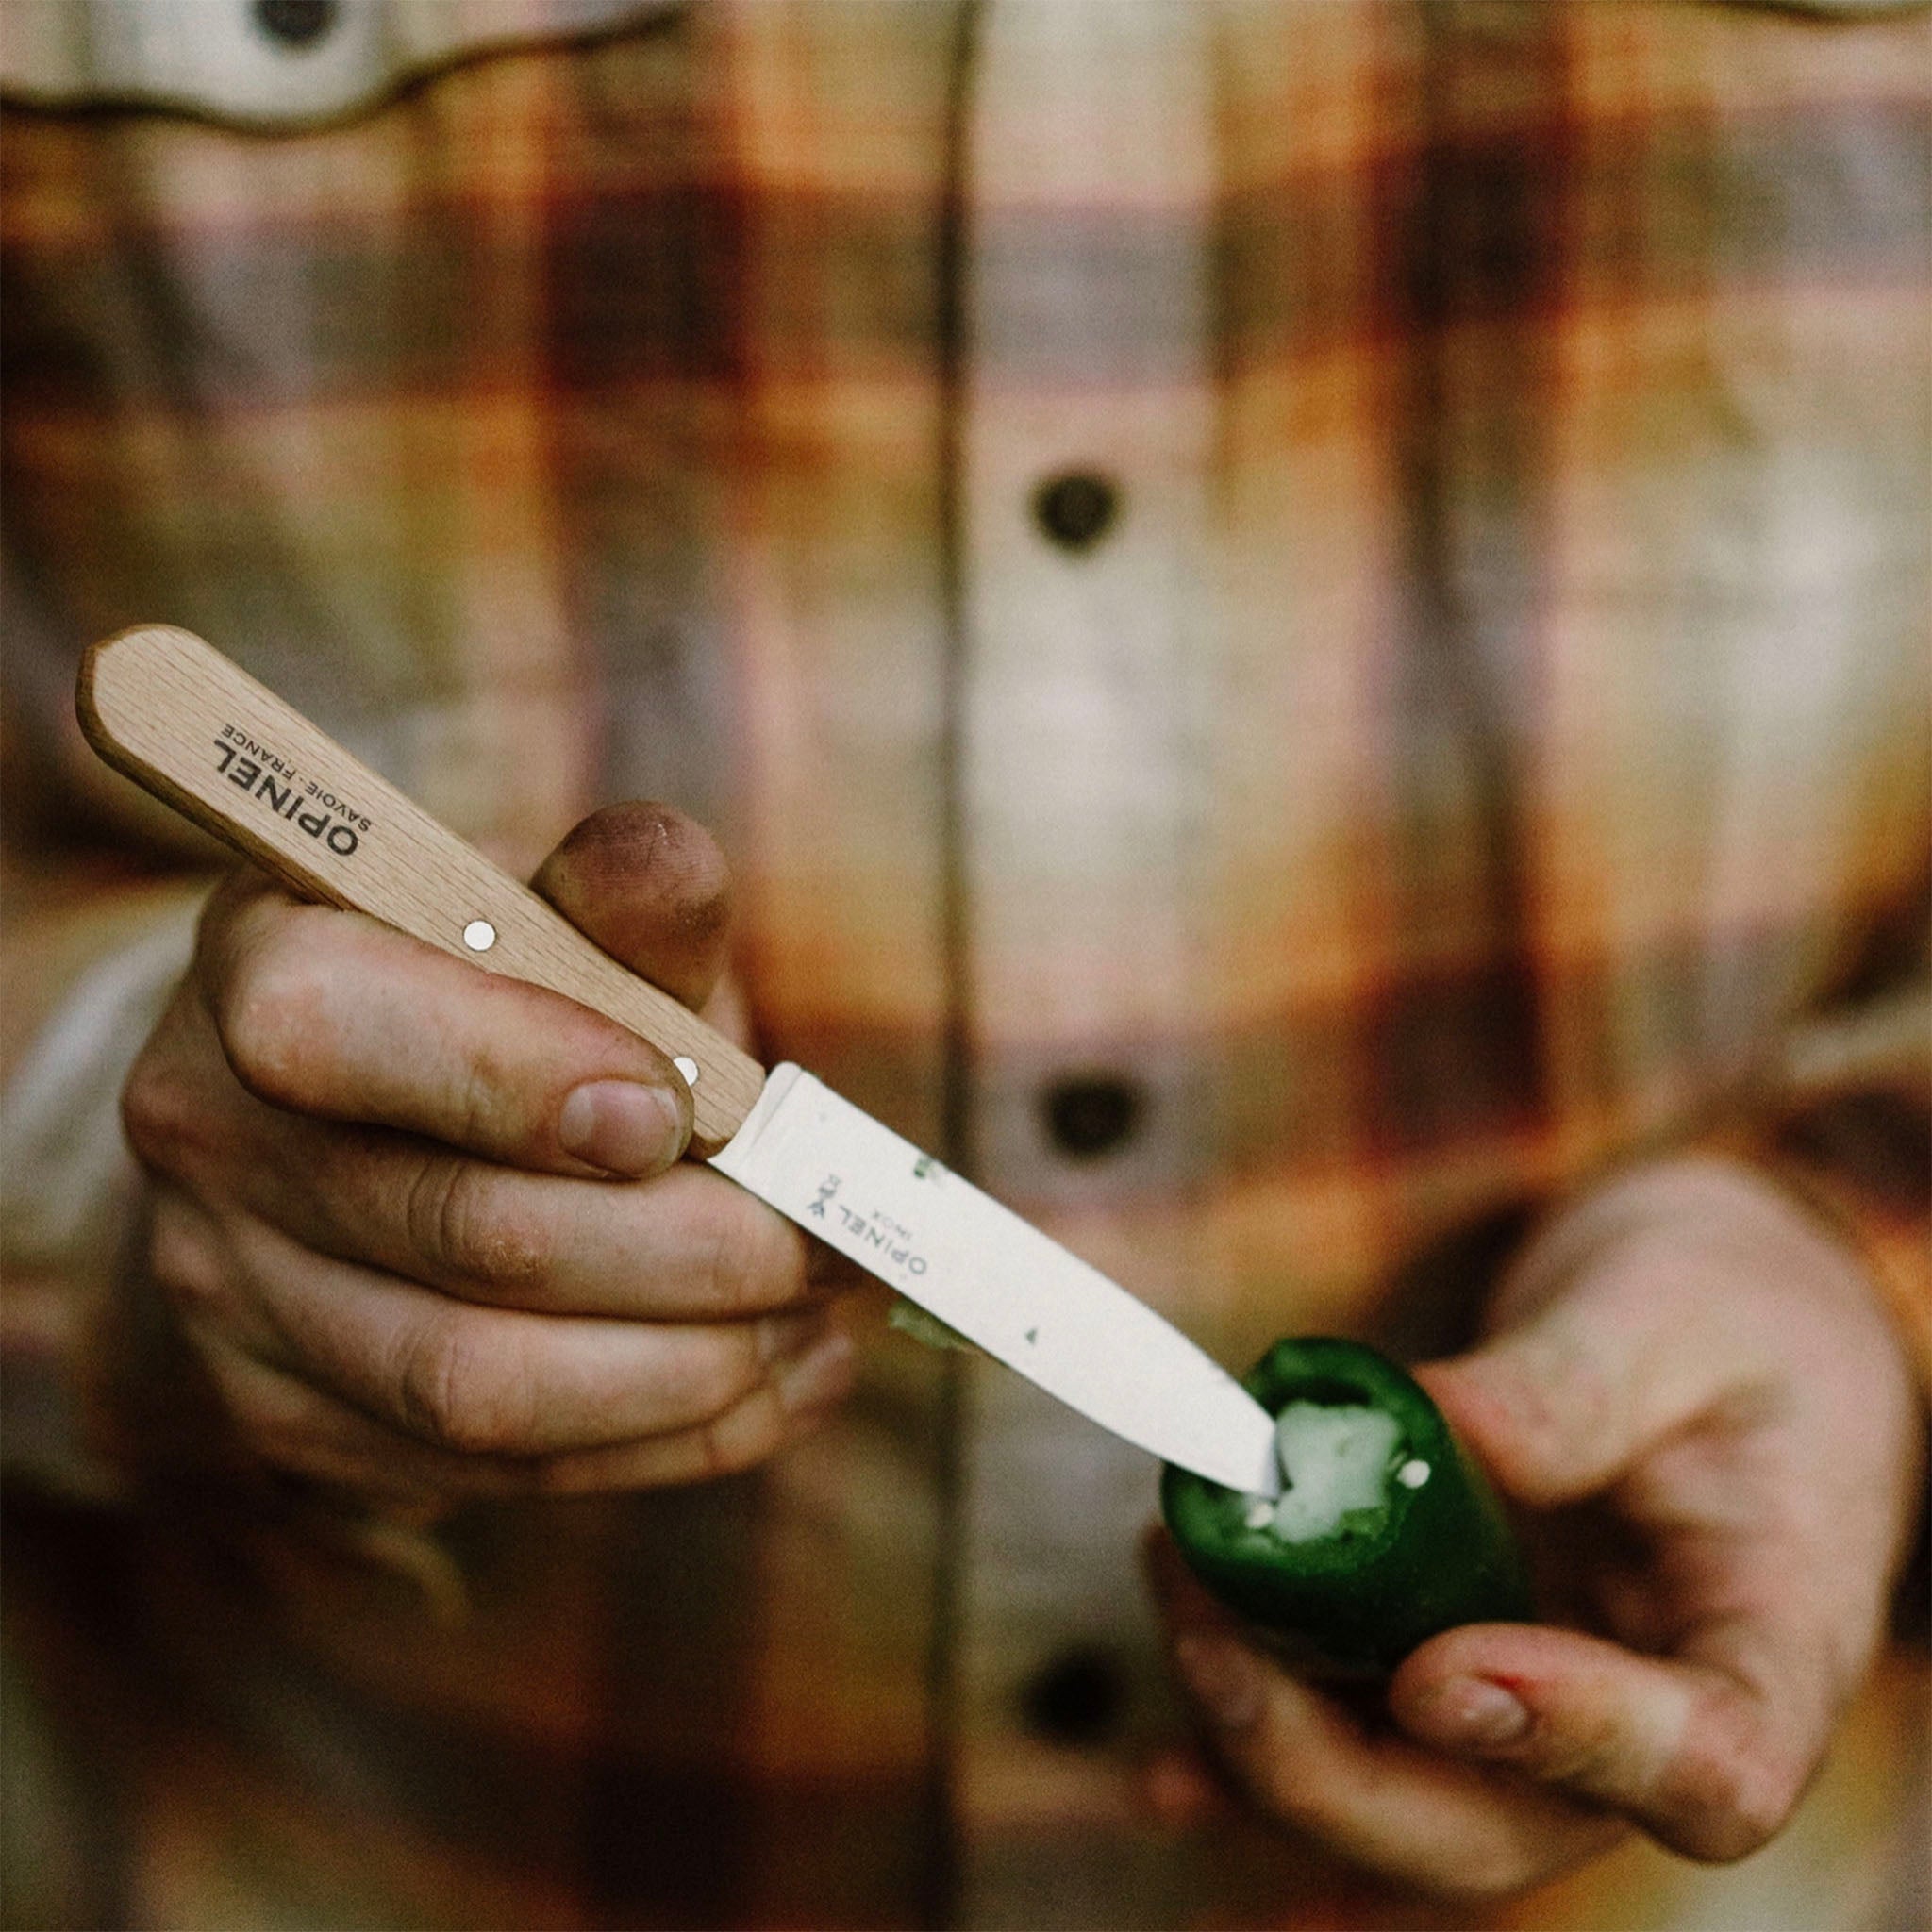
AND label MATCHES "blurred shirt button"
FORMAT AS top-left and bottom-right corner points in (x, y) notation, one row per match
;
(1031, 471), (1120, 552)
(1041, 1074), (1143, 1158)
(1018, 1644), (1128, 1747)
(253, 0), (339, 48)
